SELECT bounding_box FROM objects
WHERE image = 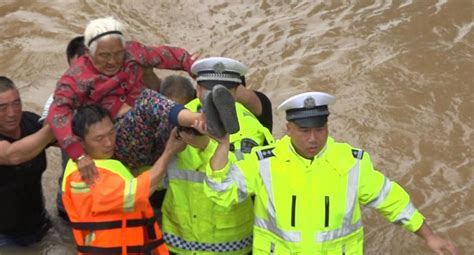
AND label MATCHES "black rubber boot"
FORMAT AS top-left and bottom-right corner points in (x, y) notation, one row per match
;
(202, 90), (226, 138)
(212, 85), (240, 134)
